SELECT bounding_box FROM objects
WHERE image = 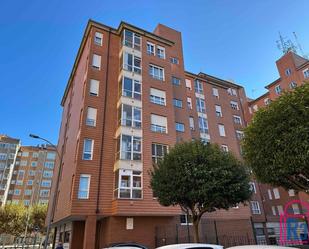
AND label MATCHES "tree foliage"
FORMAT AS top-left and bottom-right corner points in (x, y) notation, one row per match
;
(29, 204), (47, 234)
(150, 141), (252, 242)
(243, 83), (309, 192)
(0, 204), (27, 236)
